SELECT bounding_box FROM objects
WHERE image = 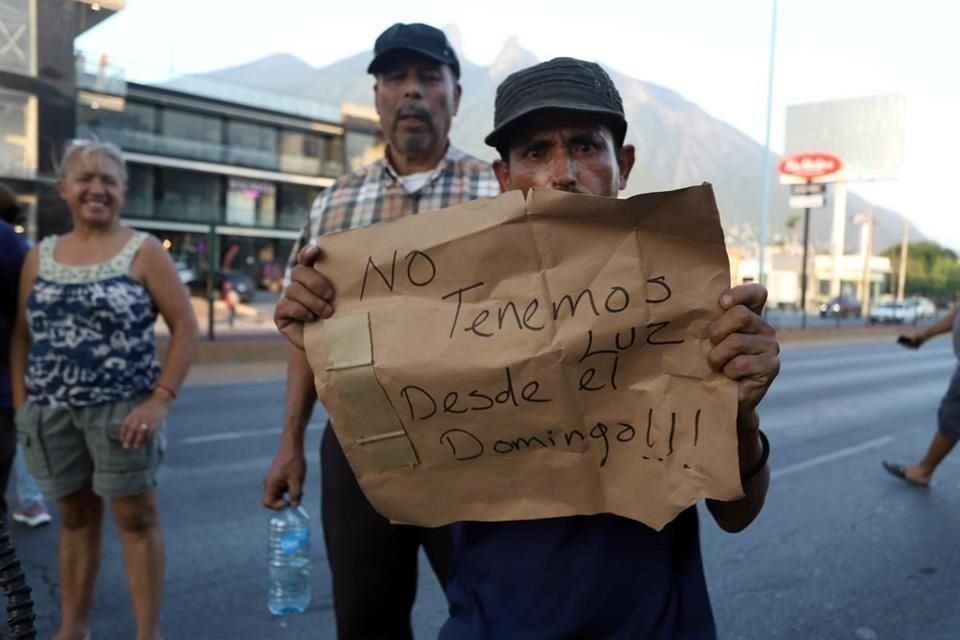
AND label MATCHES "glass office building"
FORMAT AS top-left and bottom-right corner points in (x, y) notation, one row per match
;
(0, 0), (382, 293)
